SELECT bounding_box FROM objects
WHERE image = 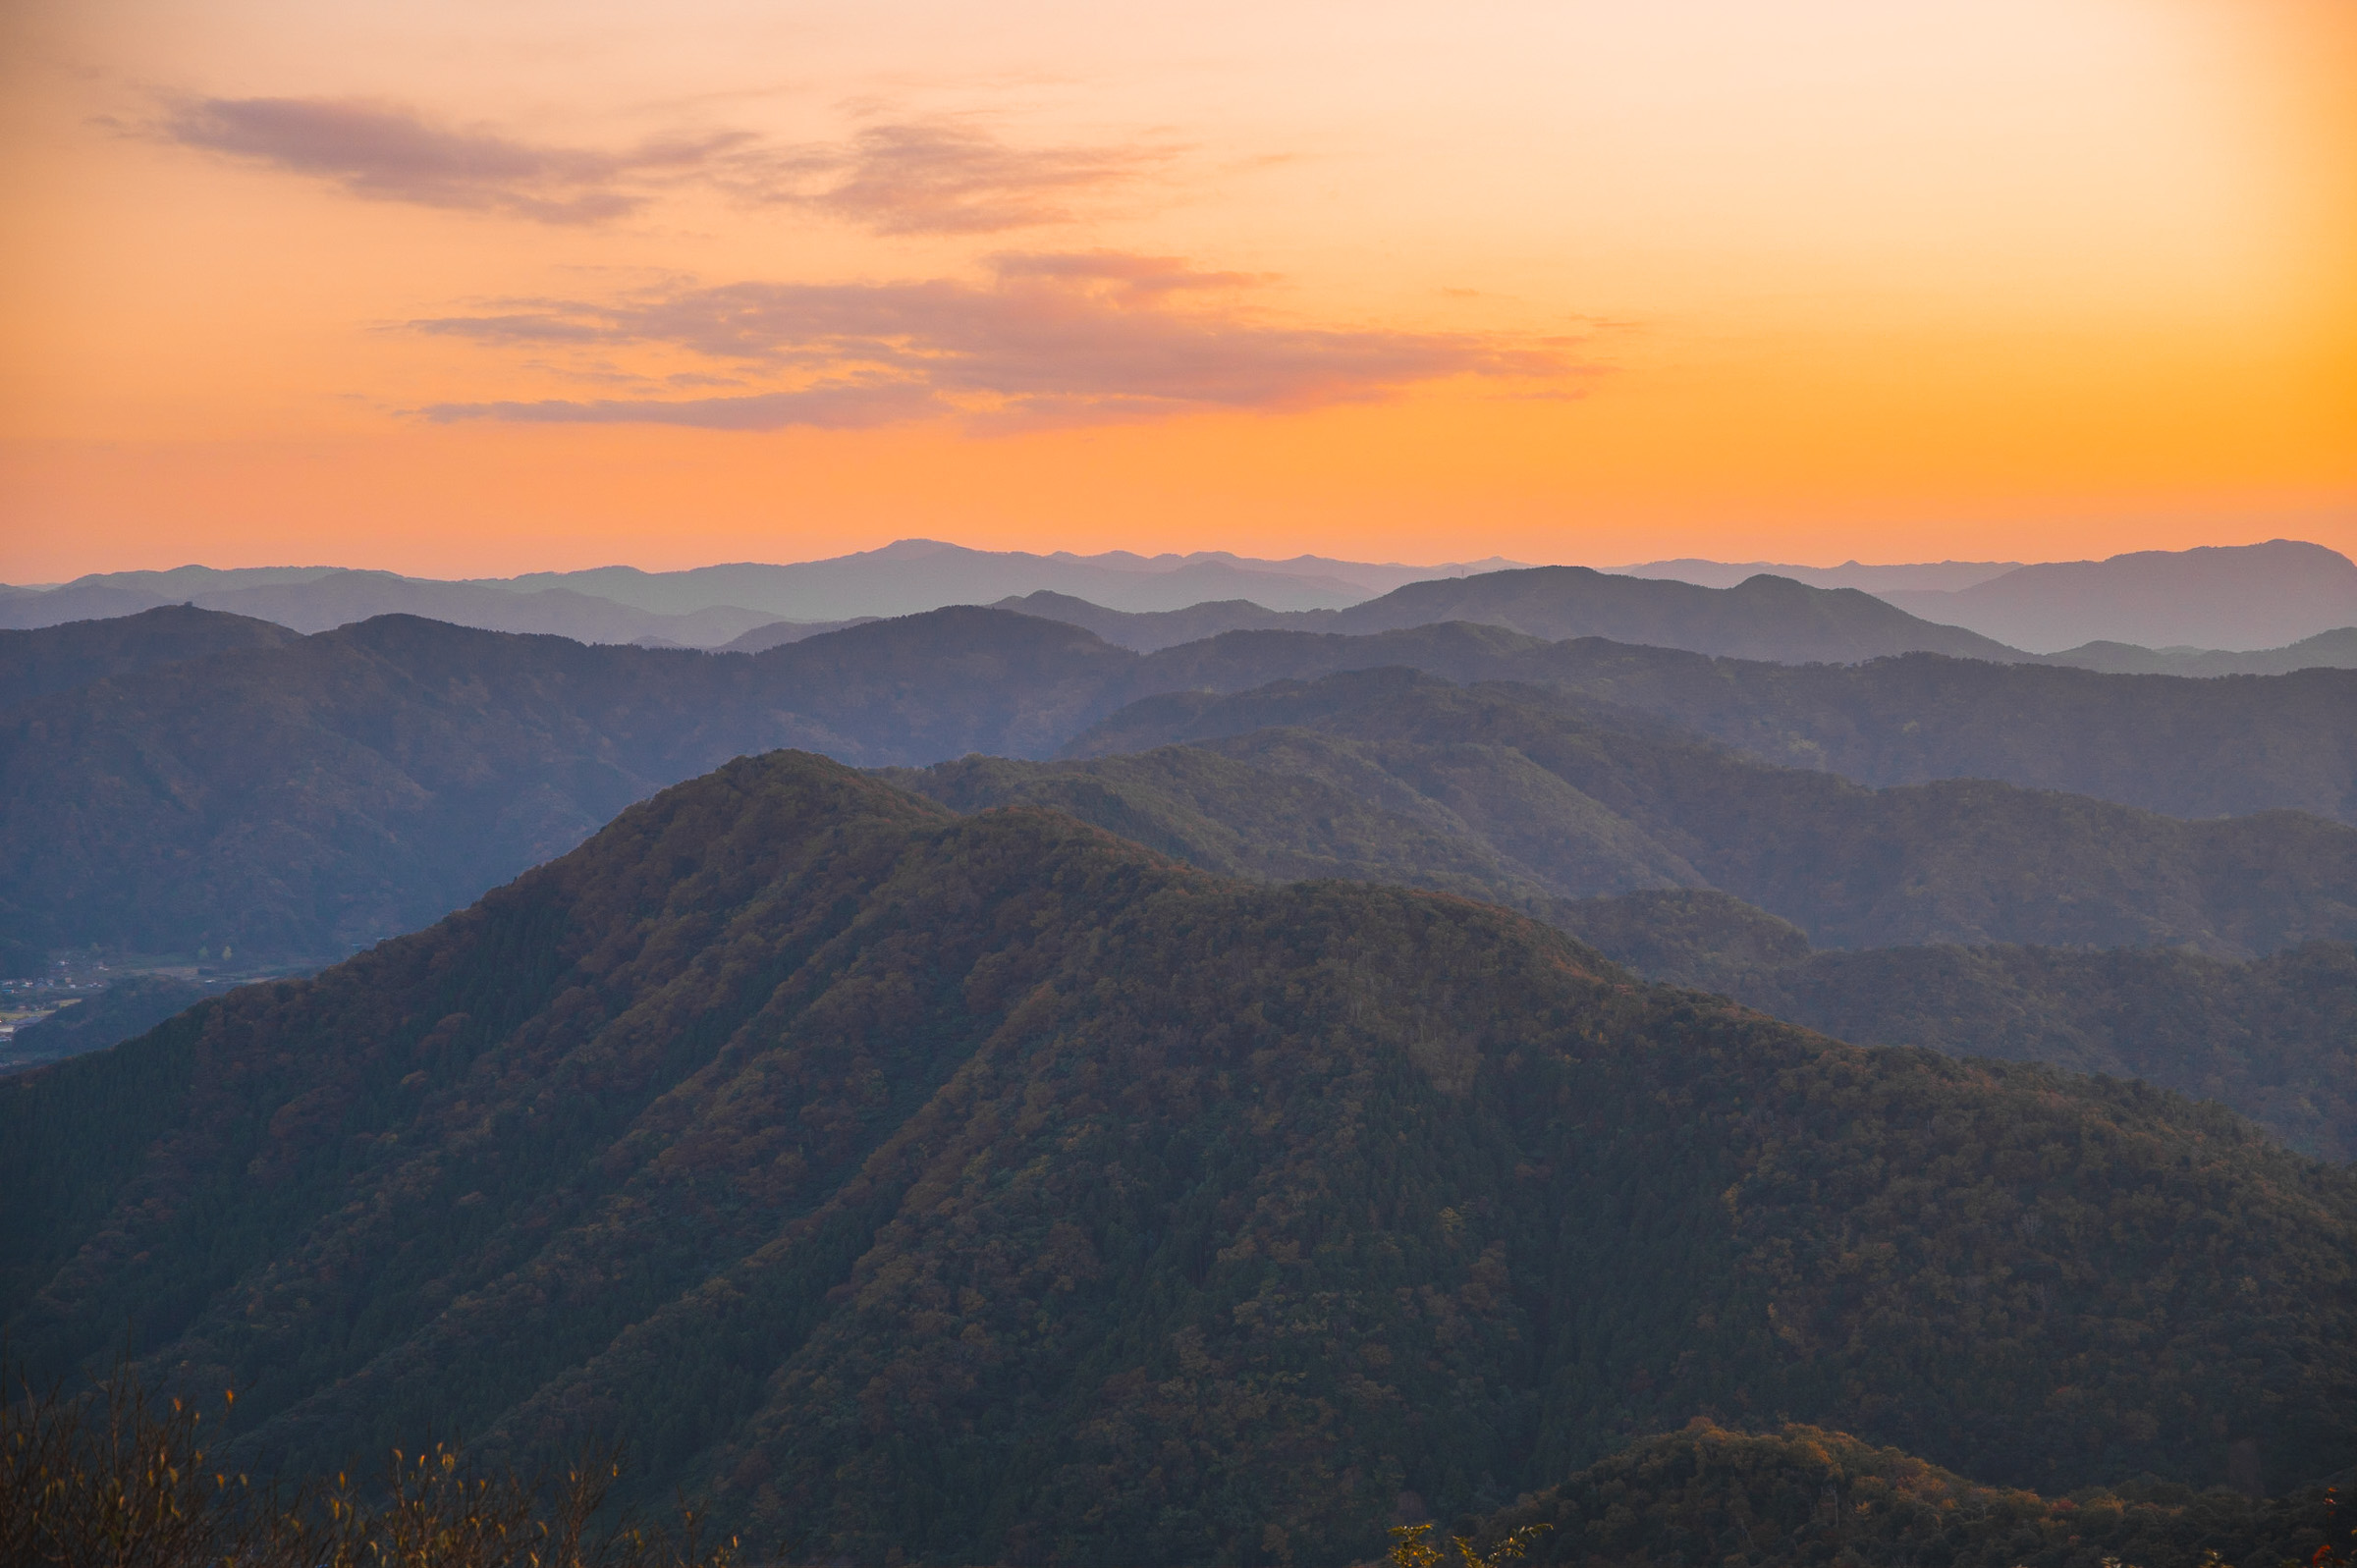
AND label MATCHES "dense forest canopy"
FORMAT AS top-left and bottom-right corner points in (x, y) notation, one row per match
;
(902, 747), (2357, 1161)
(5, 751), (2351, 1566)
